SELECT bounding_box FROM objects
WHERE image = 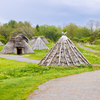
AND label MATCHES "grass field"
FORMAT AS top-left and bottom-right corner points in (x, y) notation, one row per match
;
(0, 43), (100, 100)
(24, 42), (55, 60)
(26, 43), (100, 64)
(83, 44), (100, 51)
(0, 45), (4, 52)
(78, 46), (100, 64)
(0, 57), (100, 100)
